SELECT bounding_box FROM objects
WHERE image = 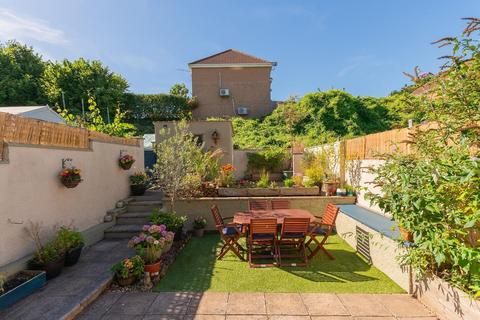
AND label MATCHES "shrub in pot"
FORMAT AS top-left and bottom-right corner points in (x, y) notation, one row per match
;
(150, 210), (187, 241)
(128, 224), (168, 277)
(129, 171), (149, 196)
(59, 167), (82, 188)
(119, 154), (135, 170)
(28, 243), (64, 280)
(193, 216), (207, 238)
(110, 256), (144, 286)
(54, 226), (85, 266)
